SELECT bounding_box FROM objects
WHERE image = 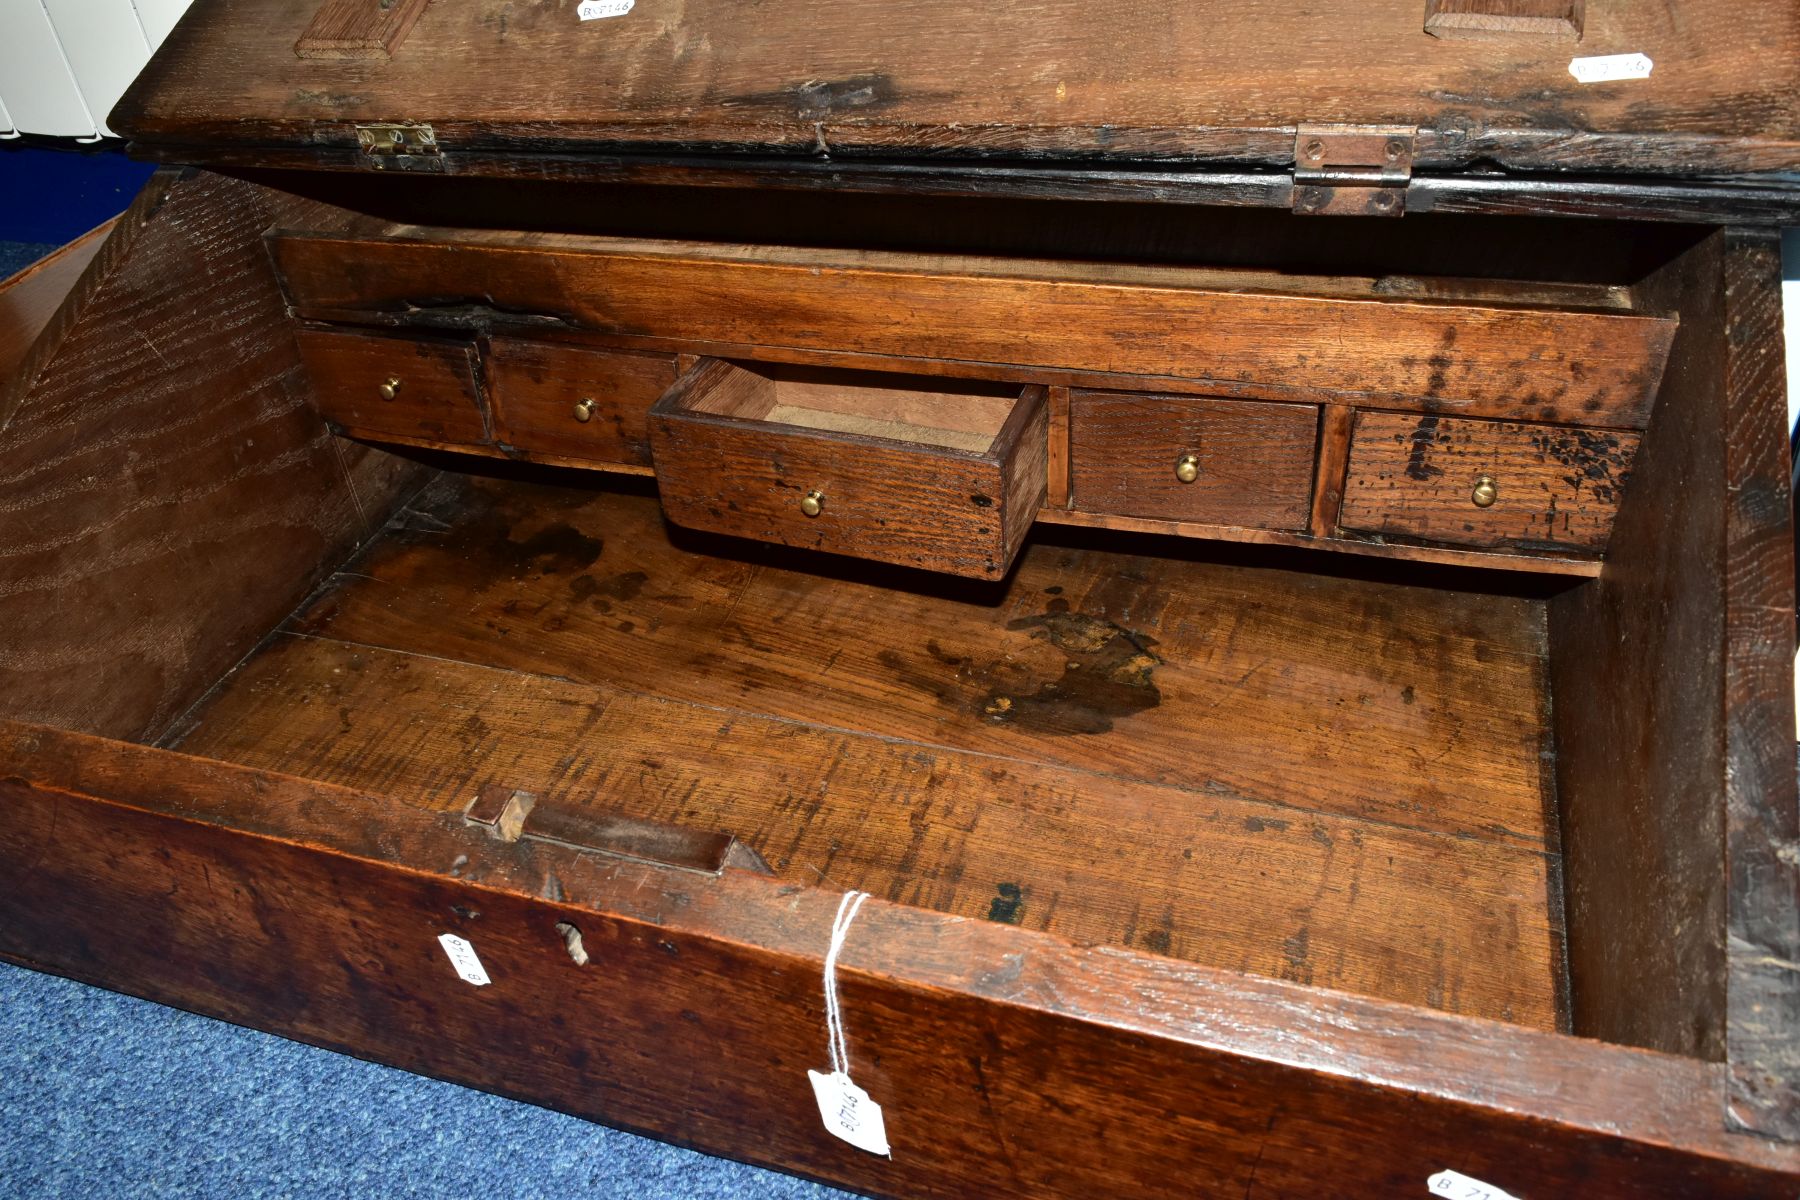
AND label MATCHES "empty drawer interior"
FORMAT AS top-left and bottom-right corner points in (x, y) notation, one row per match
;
(668, 361), (1025, 452)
